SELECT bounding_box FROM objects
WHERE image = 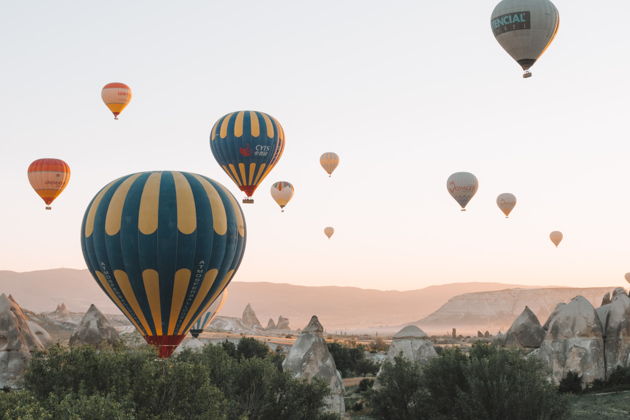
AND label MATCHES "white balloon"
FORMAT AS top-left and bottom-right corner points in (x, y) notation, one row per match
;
(270, 181), (294, 211)
(447, 172), (478, 211)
